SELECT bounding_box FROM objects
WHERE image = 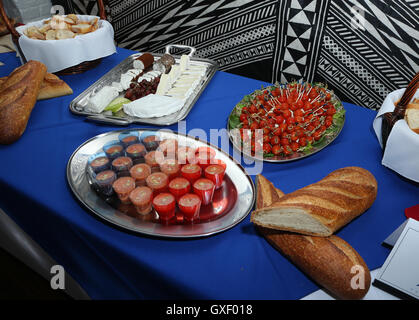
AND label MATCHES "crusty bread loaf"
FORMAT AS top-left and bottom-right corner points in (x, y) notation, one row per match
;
(254, 174), (371, 300)
(0, 73), (73, 101)
(251, 167), (377, 236)
(405, 98), (419, 134)
(260, 228), (371, 300)
(0, 60), (47, 144)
